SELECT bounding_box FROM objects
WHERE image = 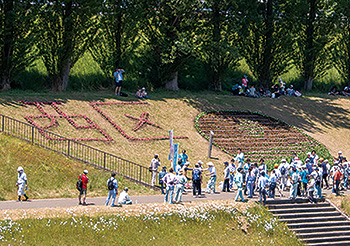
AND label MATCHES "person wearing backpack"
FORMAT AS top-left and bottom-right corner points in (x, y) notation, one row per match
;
(163, 168), (177, 204)
(78, 170), (89, 206)
(192, 163), (202, 197)
(158, 166), (168, 195)
(105, 173), (119, 207)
